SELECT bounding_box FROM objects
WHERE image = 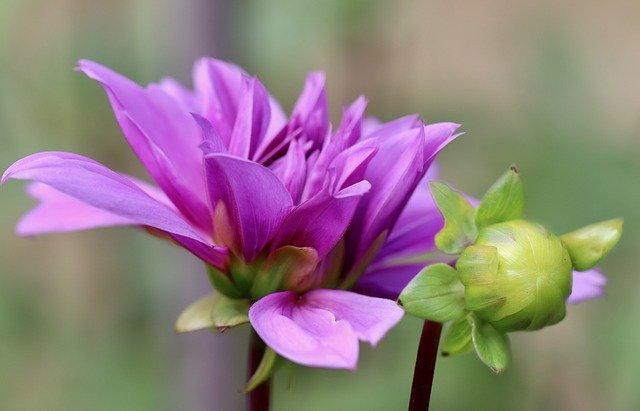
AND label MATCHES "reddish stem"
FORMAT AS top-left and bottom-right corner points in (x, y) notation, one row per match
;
(408, 320), (443, 411)
(247, 332), (270, 411)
